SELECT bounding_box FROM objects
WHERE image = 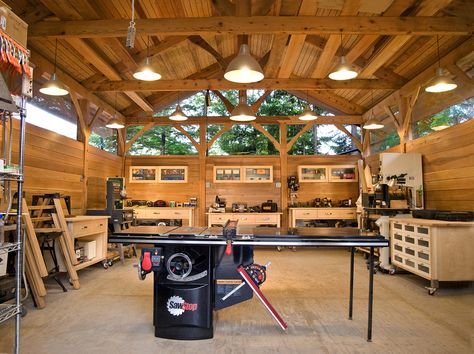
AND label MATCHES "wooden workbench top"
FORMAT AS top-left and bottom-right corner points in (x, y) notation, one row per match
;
(390, 217), (474, 227)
